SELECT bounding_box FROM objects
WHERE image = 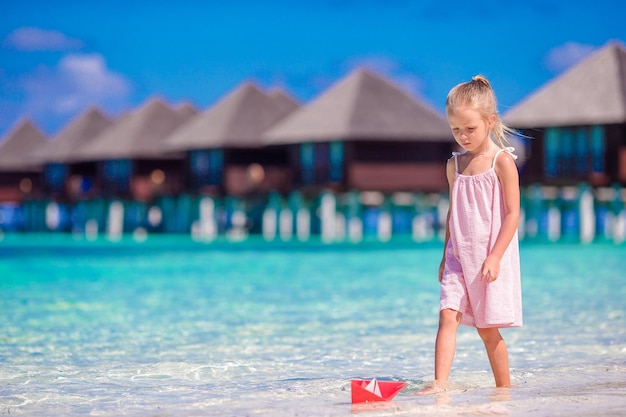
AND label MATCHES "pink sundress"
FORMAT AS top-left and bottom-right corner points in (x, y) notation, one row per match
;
(440, 147), (523, 328)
